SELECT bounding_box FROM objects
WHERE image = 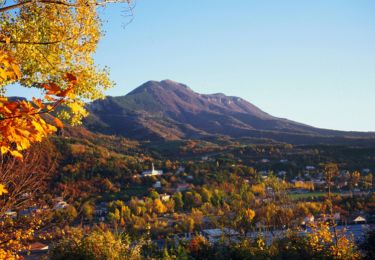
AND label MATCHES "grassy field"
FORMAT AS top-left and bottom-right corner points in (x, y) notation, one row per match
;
(289, 192), (338, 200)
